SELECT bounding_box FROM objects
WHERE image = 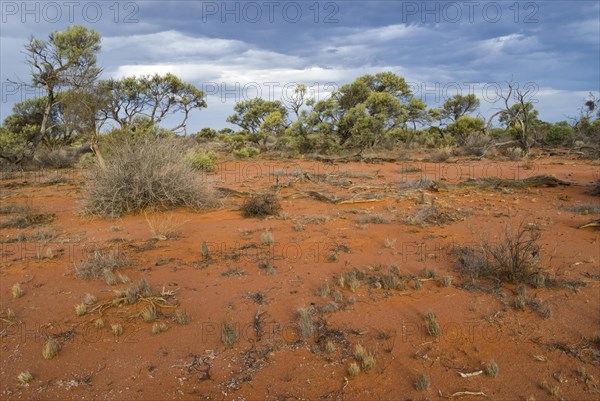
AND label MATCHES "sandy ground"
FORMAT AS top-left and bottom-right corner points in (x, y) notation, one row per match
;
(1, 153), (599, 401)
